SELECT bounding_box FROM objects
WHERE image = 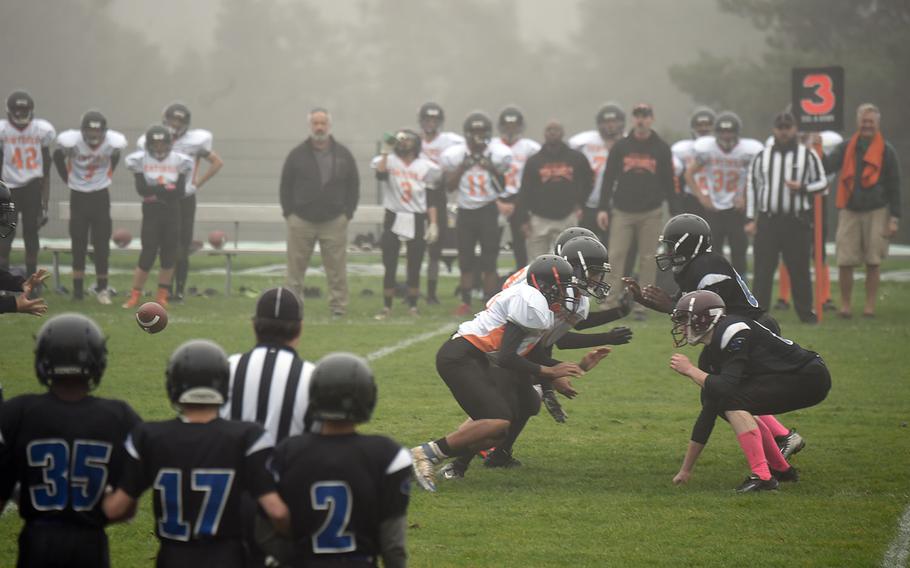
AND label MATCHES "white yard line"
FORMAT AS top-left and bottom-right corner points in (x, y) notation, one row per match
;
(883, 502), (910, 568)
(365, 323), (454, 362)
